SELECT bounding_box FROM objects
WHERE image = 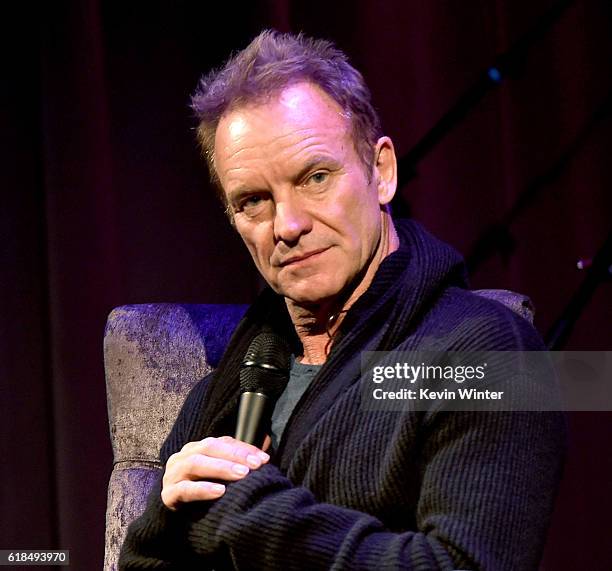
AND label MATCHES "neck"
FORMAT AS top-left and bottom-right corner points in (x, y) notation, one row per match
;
(285, 211), (399, 365)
